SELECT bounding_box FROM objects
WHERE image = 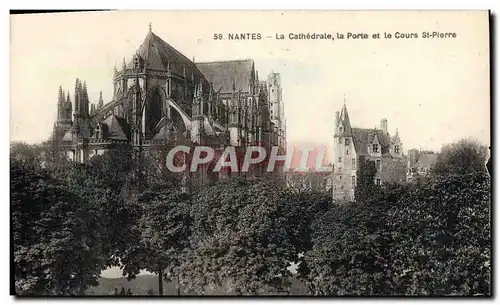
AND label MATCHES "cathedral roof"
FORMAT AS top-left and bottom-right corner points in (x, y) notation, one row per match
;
(351, 128), (391, 156)
(126, 30), (205, 81)
(195, 59), (255, 93)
